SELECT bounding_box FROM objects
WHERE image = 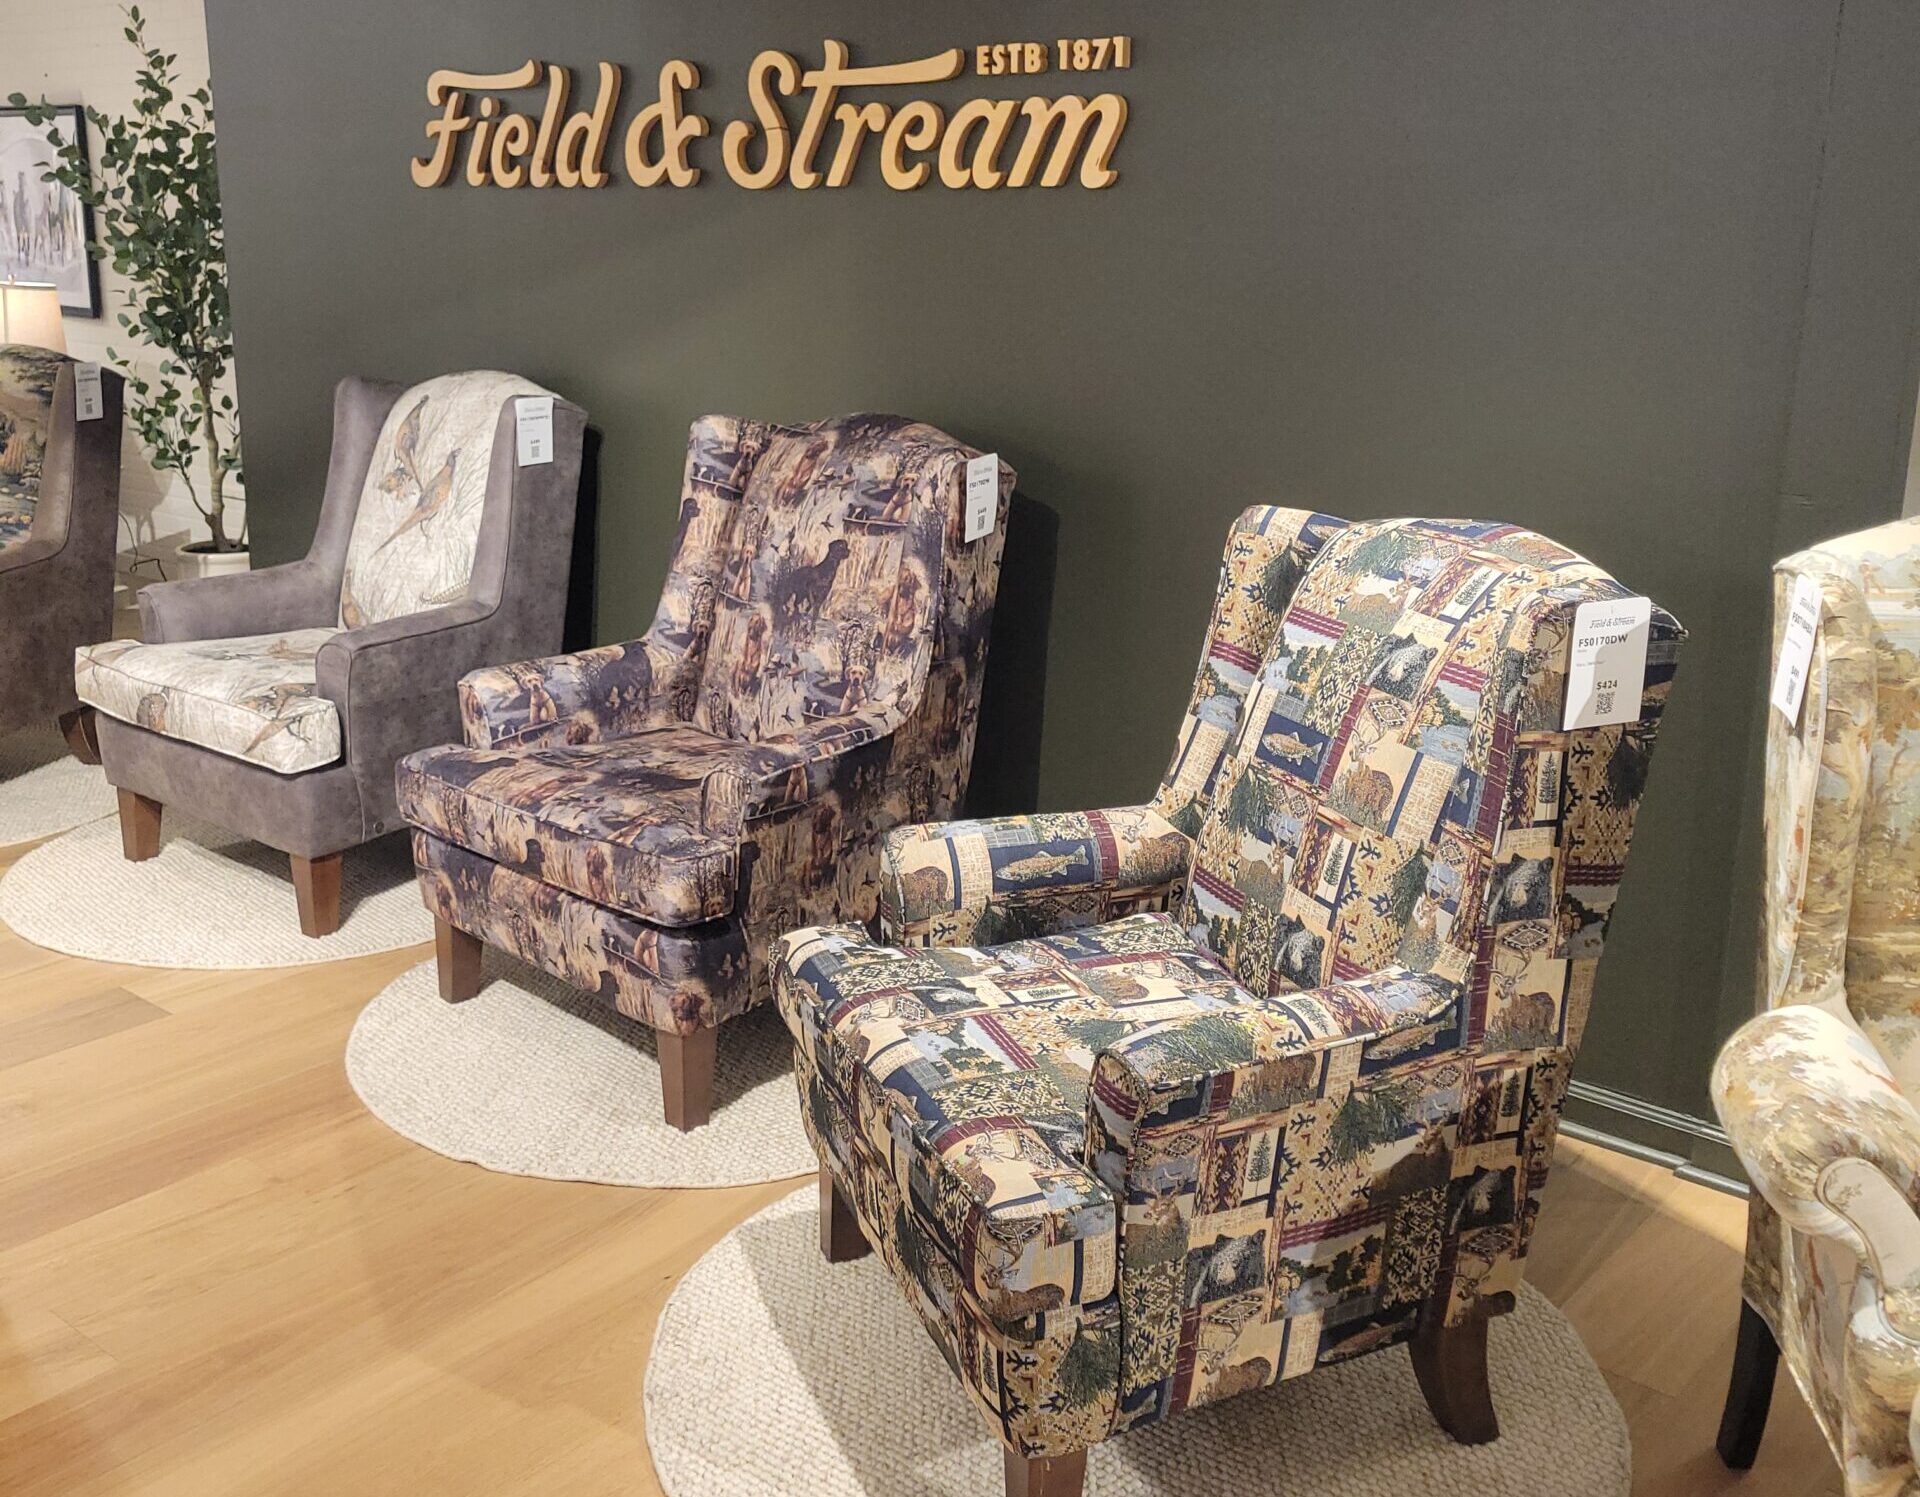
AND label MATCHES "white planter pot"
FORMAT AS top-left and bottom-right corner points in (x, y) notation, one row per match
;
(176, 542), (251, 579)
